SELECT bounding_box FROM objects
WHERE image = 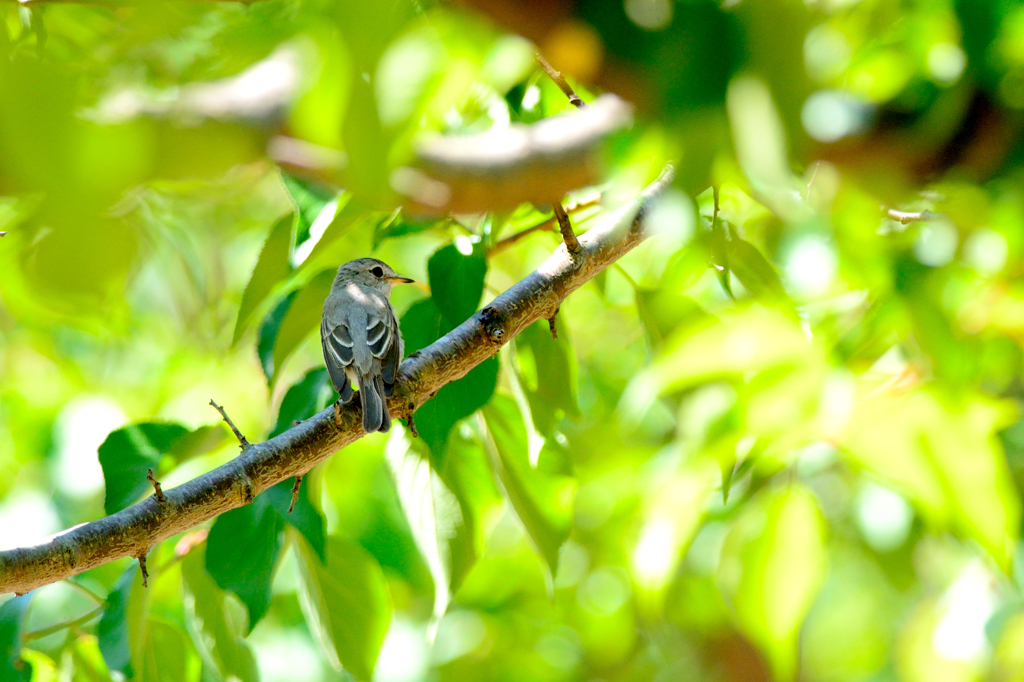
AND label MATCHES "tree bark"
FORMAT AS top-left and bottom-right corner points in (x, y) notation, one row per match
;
(0, 165), (674, 595)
